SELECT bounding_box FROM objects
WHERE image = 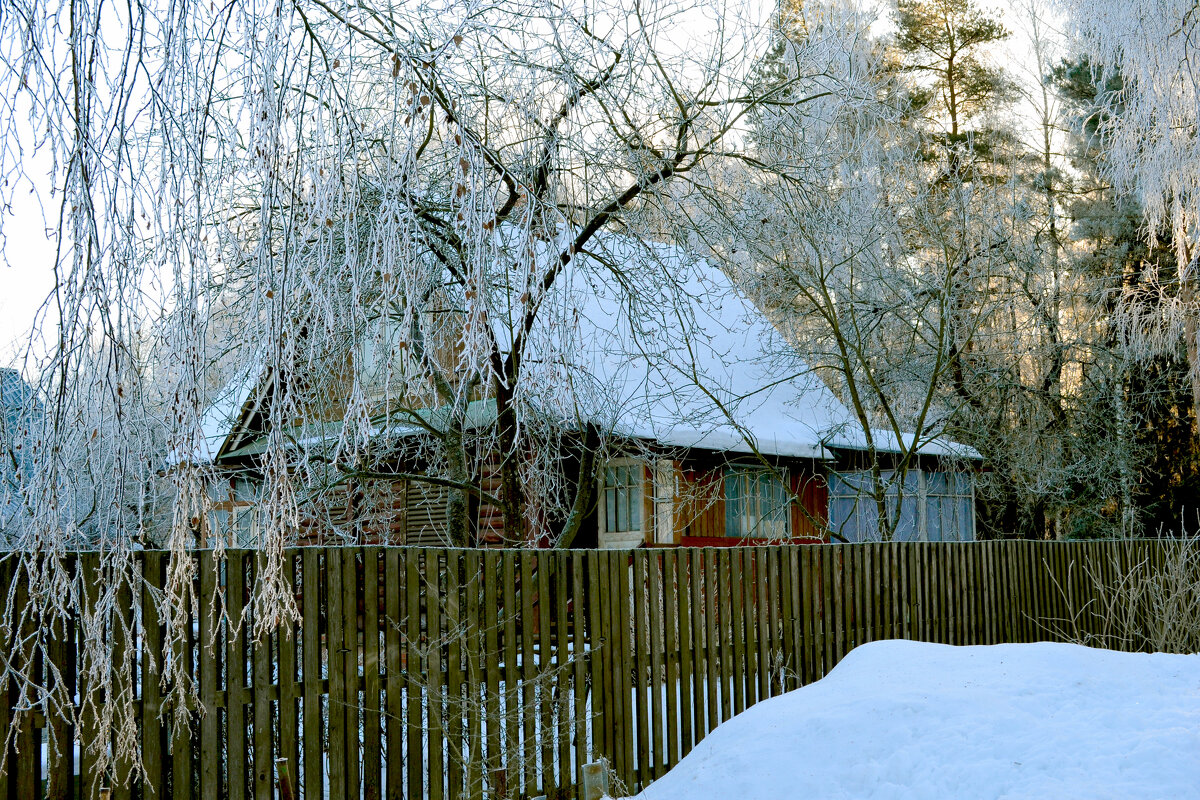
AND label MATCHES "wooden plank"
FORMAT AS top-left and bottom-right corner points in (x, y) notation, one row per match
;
(550, 552), (569, 792)
(172, 557), (195, 800)
(675, 549), (695, 758)
(278, 551), (301, 800)
(688, 550), (705, 744)
(836, 547), (850, 662)
(811, 546), (830, 681)
(444, 549), (463, 800)
(756, 548), (772, 699)
(863, 544), (876, 645)
(482, 551), (502, 792)
(77, 555), (100, 800)
(0, 559), (13, 800)
(465, 550), (485, 800)
(820, 546), (835, 673)
(111, 577), (133, 800)
(12, 563), (39, 800)
(647, 552), (665, 779)
(902, 544), (915, 642)
(615, 550), (636, 789)
(226, 552), (248, 800)
(587, 550), (608, 764)
(500, 550), (519, 793)
(302, 549), (324, 800)
(977, 544), (991, 644)
(1028, 541), (1042, 641)
(384, 548), (404, 800)
(766, 547), (782, 696)
(406, 549), (424, 800)
(345, 550), (362, 800)
(253, 555), (275, 800)
(661, 550), (680, 770)
(926, 543), (939, 643)
(702, 549), (719, 734)
(799, 546), (815, 685)
(717, 549), (734, 723)
(426, 550), (444, 800)
(571, 551), (588, 781)
(325, 549), (346, 800)
(519, 551), (536, 796)
(600, 550), (621, 782)
(847, 545), (862, 653)
(996, 541), (1009, 643)
(47, 557), (78, 800)
(363, 548), (383, 800)
(196, 552), (220, 800)
(732, 549), (749, 714)
(1000, 541), (1015, 642)
(536, 553), (555, 795)
(777, 547), (794, 690)
(875, 543), (888, 643)
(631, 551), (650, 788)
